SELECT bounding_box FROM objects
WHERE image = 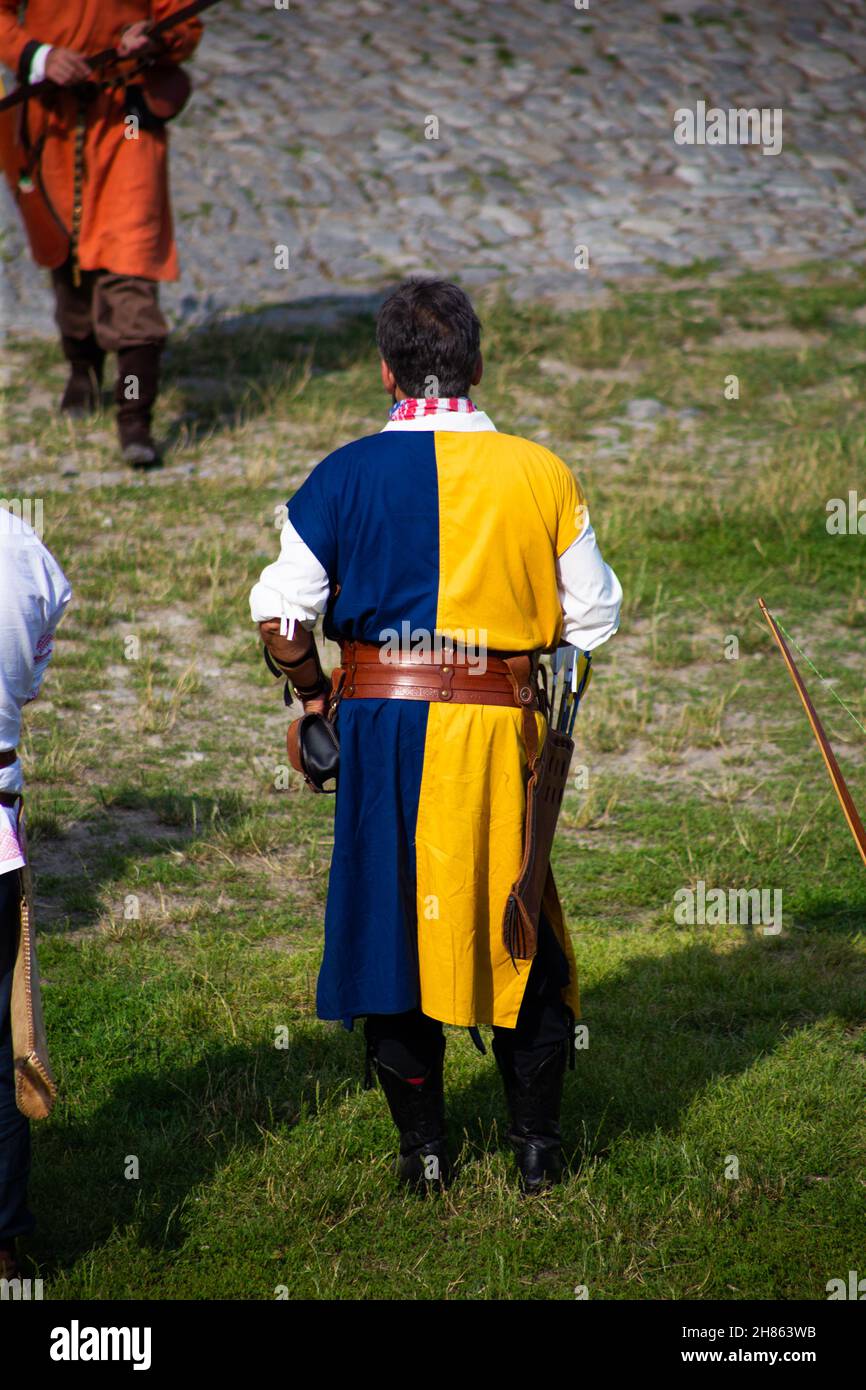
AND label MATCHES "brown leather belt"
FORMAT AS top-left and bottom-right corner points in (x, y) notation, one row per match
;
(335, 640), (539, 708)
